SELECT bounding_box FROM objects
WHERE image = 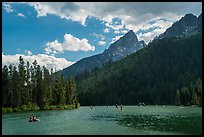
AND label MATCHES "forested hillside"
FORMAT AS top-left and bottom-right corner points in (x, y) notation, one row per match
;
(76, 32), (202, 106)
